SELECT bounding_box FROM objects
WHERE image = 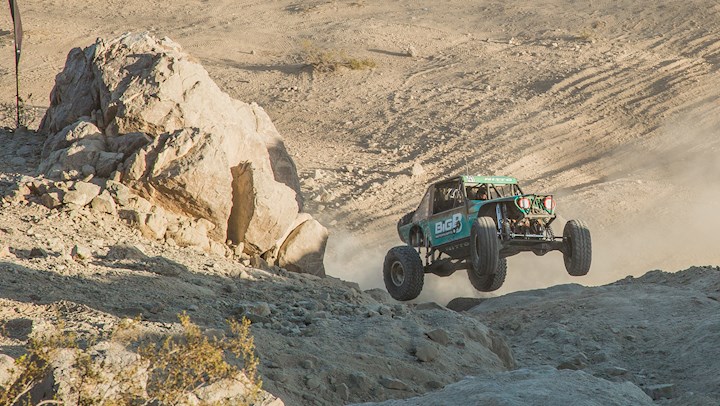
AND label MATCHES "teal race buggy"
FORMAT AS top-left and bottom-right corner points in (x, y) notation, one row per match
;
(384, 175), (591, 301)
